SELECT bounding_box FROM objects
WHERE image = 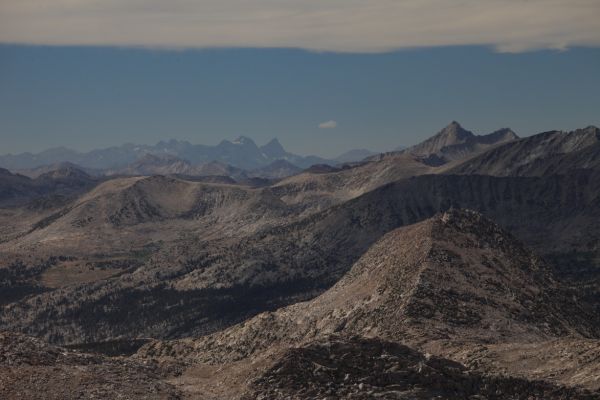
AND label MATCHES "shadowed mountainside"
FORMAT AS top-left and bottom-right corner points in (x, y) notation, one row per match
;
(0, 166), (99, 208)
(451, 125), (600, 176)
